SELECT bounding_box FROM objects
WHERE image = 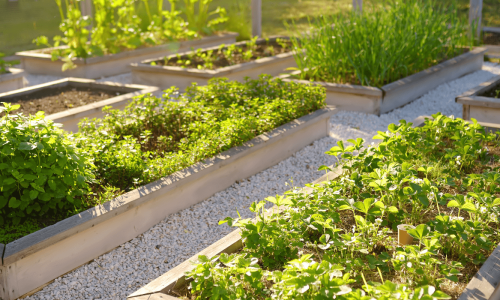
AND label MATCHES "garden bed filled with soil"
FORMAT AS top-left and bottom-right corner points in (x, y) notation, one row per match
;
(0, 76), (335, 300)
(0, 78), (158, 132)
(131, 37), (296, 90)
(0, 68), (26, 93)
(129, 114), (500, 300)
(456, 75), (500, 124)
(16, 33), (238, 79)
(483, 27), (500, 59)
